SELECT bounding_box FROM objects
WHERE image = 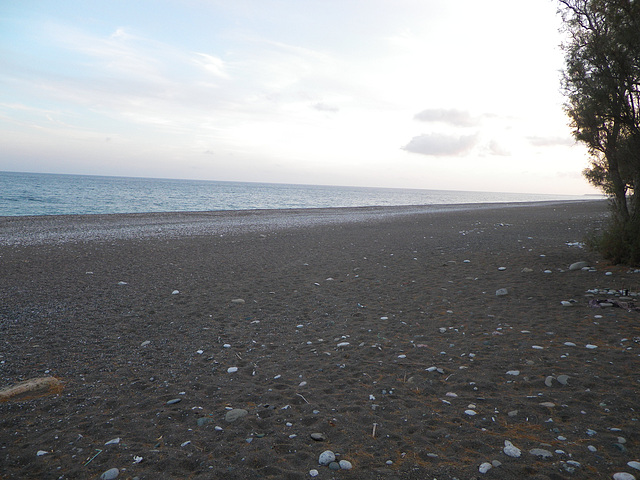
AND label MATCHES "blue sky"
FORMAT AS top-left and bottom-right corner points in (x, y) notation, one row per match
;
(0, 0), (595, 194)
